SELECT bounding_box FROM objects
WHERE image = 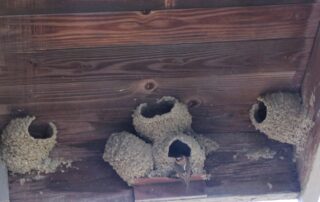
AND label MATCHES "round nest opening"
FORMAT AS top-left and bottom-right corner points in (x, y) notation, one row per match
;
(249, 92), (315, 154)
(0, 116), (58, 174)
(28, 122), (55, 139)
(132, 96), (192, 143)
(152, 134), (205, 176)
(253, 101), (267, 124)
(141, 99), (175, 118)
(168, 140), (191, 158)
